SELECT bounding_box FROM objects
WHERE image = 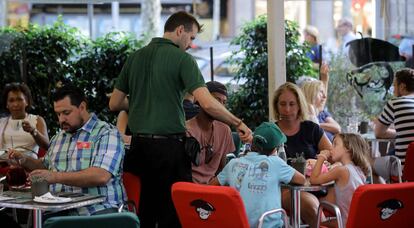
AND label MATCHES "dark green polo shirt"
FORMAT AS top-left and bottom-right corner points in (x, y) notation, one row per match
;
(115, 38), (205, 134)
